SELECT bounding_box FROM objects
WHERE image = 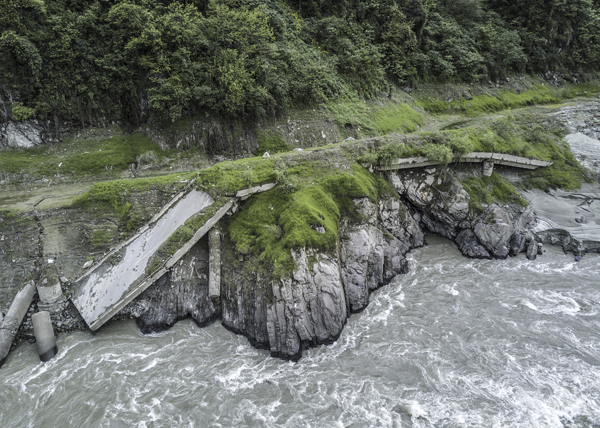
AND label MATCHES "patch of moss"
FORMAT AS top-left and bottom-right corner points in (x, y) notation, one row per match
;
(0, 209), (34, 226)
(71, 173), (190, 237)
(72, 174), (188, 212)
(227, 164), (385, 278)
(194, 157), (276, 196)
